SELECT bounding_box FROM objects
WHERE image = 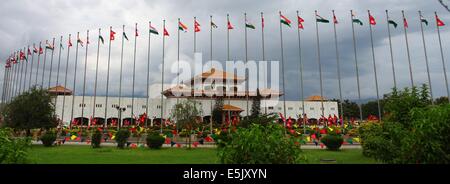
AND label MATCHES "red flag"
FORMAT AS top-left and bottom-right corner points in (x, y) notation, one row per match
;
(194, 20), (200, 32)
(369, 14), (376, 25)
(135, 27), (139, 37)
(68, 38), (73, 47)
(33, 46), (38, 53)
(333, 14), (338, 24)
(110, 30), (116, 40)
(227, 20), (234, 29)
(403, 17), (408, 28)
(39, 46), (43, 54)
(436, 14), (445, 26)
(27, 47), (31, 55)
(279, 113), (286, 123)
(261, 15), (265, 29)
(297, 16), (305, 29)
(19, 51), (25, 60)
(163, 27), (169, 36)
